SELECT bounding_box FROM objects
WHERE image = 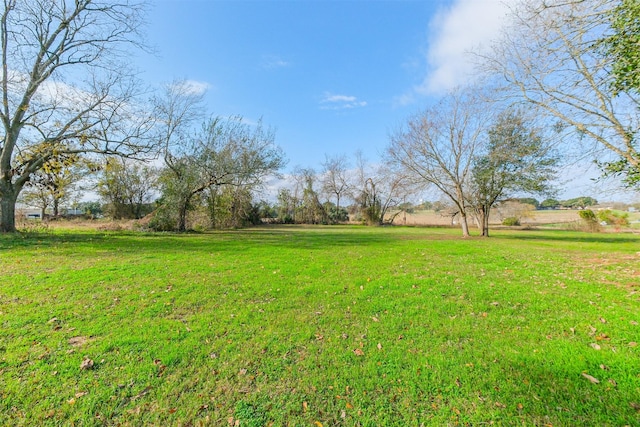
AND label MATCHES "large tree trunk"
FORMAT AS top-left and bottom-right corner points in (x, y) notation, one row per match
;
(0, 191), (18, 233)
(481, 205), (491, 237)
(459, 212), (471, 237)
(177, 194), (192, 232)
